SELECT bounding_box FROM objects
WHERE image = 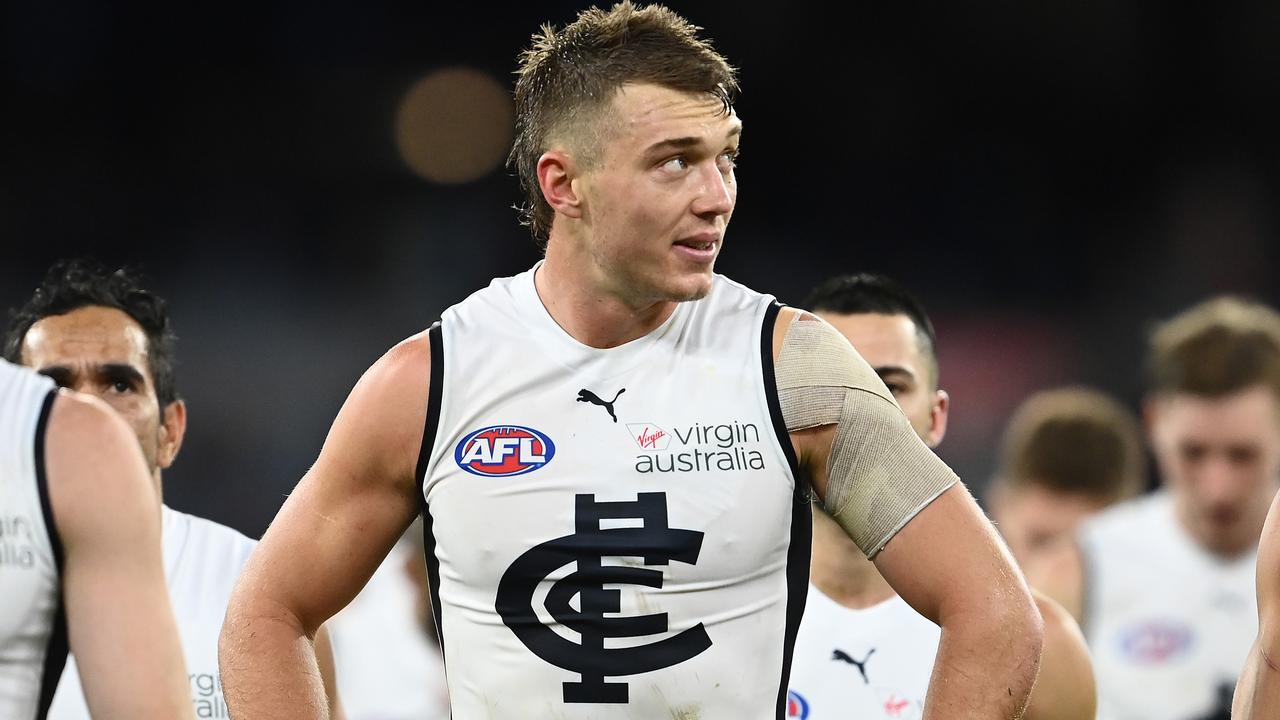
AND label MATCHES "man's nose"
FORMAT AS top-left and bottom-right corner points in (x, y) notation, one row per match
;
(691, 162), (734, 217)
(1199, 455), (1244, 504)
